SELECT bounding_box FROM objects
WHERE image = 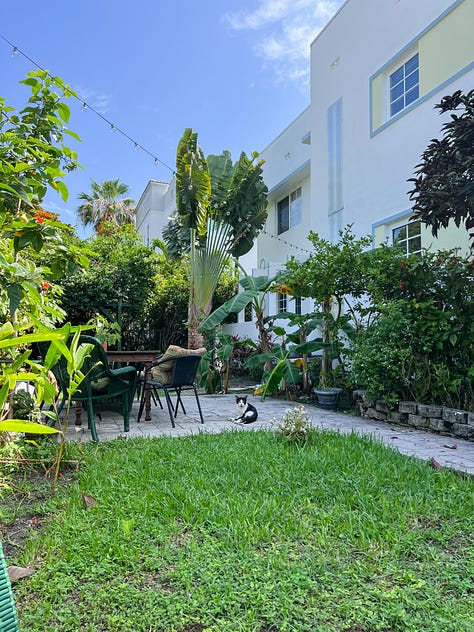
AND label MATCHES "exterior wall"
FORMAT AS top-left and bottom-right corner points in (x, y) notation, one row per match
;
(229, 0), (473, 342)
(135, 179), (175, 245)
(309, 0), (474, 249)
(373, 210), (471, 253)
(257, 107), (312, 273)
